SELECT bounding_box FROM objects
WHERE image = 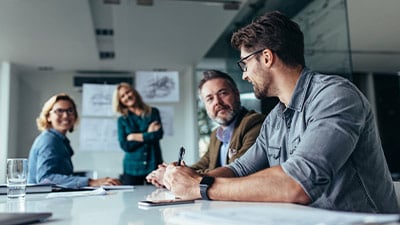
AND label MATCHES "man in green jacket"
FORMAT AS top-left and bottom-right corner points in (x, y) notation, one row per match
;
(146, 70), (265, 187)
